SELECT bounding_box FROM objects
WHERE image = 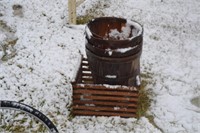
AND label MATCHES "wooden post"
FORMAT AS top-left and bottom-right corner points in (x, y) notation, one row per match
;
(68, 0), (76, 24)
